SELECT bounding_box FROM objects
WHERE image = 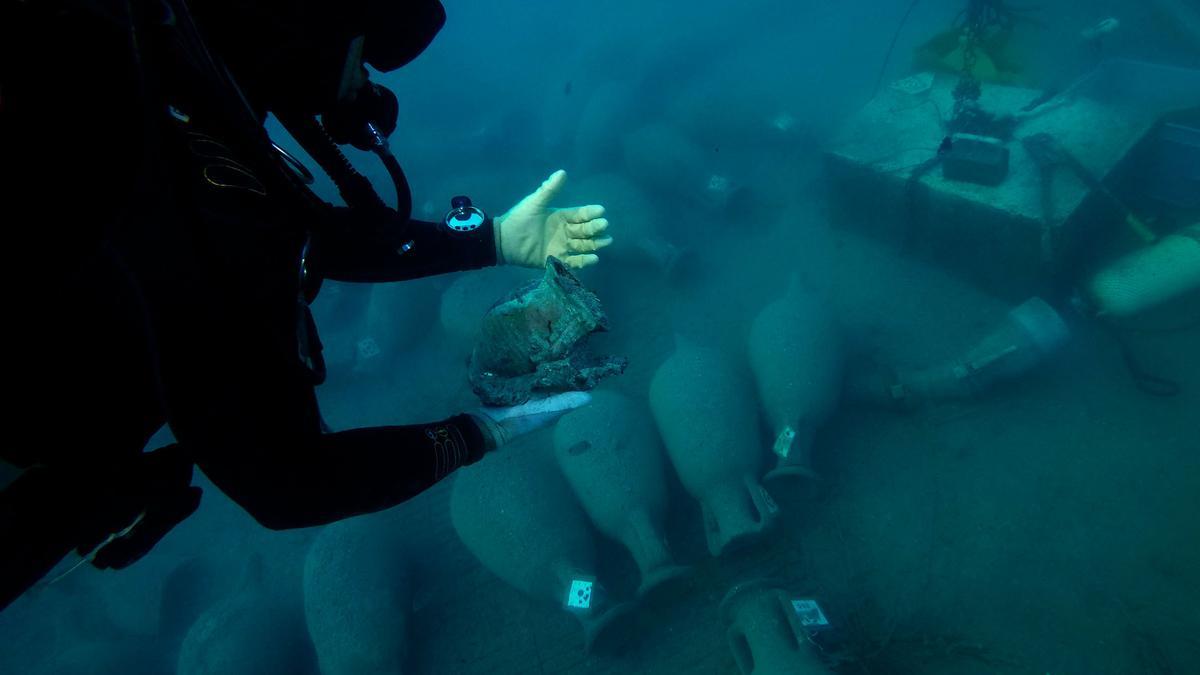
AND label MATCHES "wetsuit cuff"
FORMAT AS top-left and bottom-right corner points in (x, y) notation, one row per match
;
(452, 217), (499, 269)
(493, 214), (505, 265)
(450, 413), (492, 462)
